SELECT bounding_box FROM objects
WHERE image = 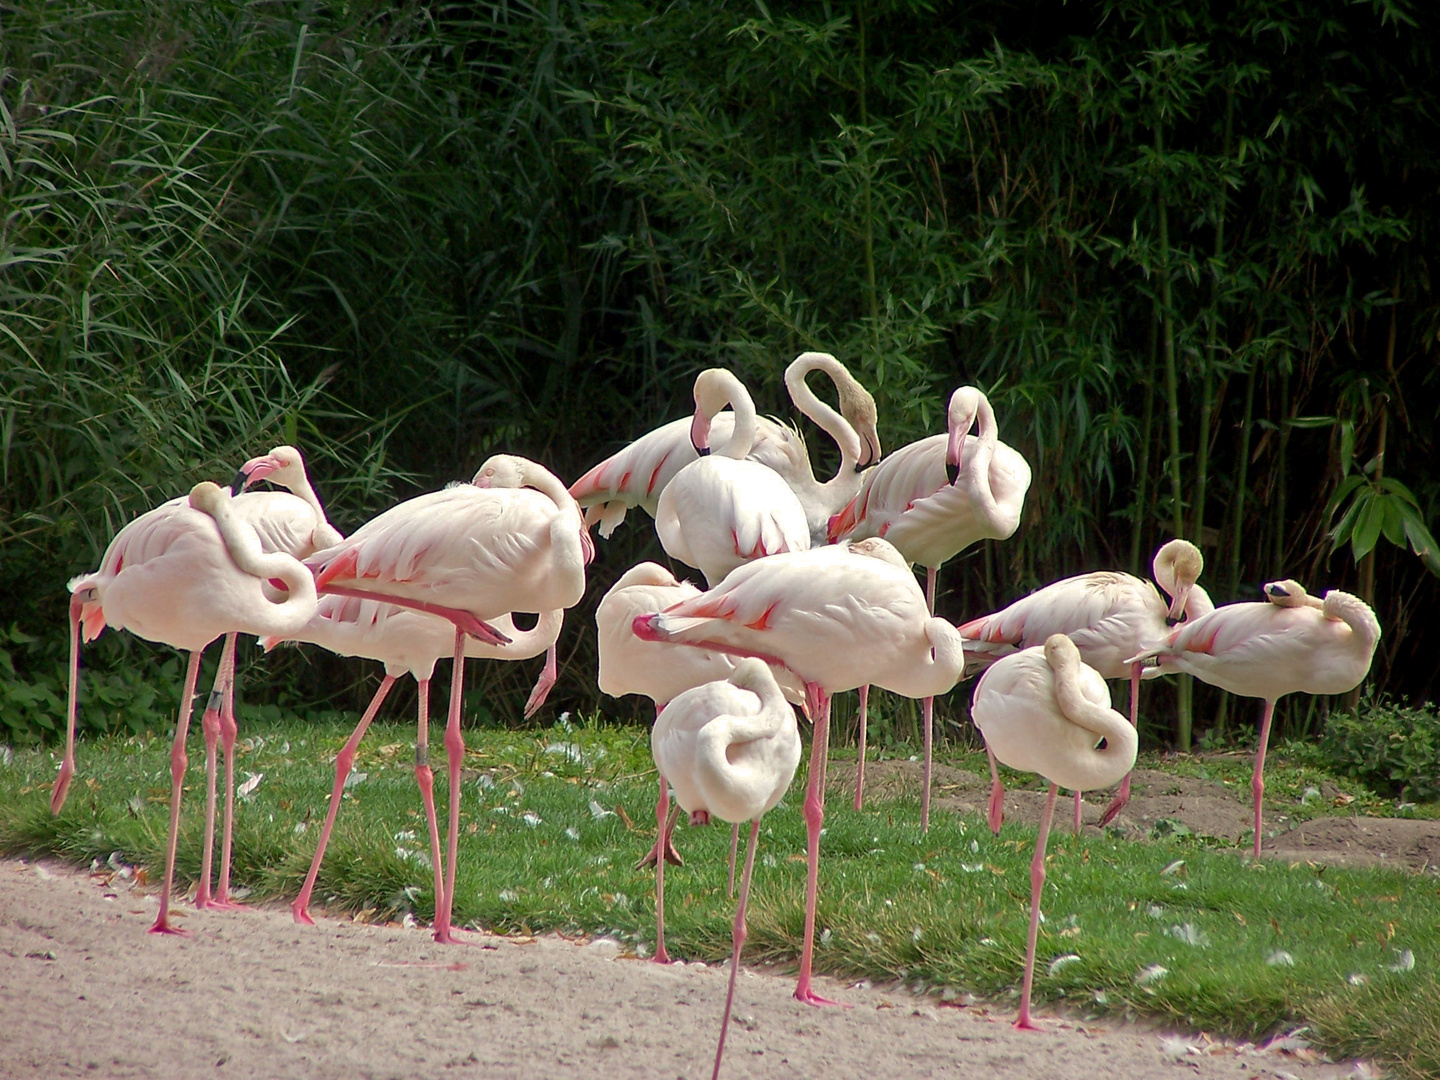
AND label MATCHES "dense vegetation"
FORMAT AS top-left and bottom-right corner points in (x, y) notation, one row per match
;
(3, 0), (1438, 750)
